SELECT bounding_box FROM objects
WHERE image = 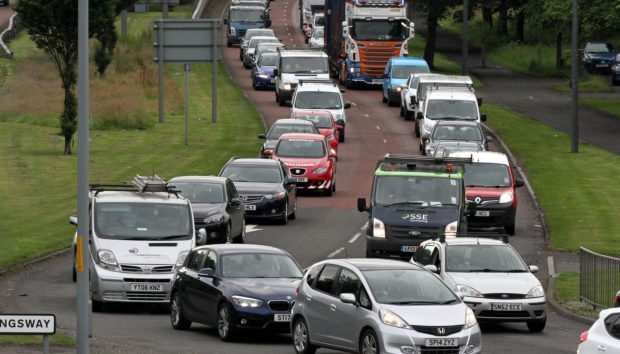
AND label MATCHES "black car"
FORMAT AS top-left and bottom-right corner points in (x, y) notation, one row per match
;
(170, 244), (303, 341)
(423, 120), (491, 157)
(612, 53), (620, 86)
(582, 42), (616, 74)
(168, 176), (245, 244)
(258, 118), (319, 158)
(219, 157), (297, 224)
